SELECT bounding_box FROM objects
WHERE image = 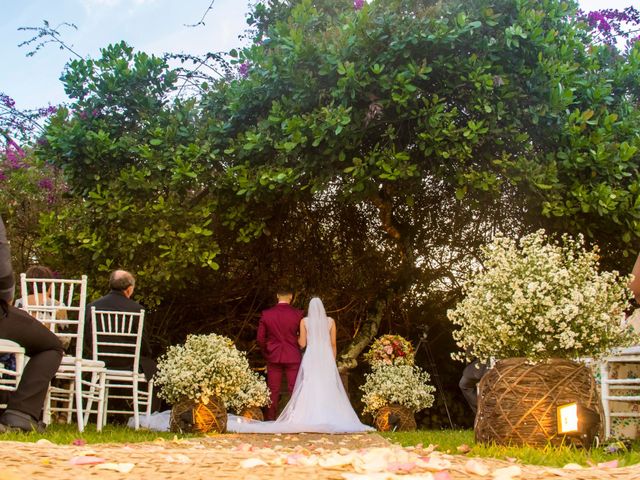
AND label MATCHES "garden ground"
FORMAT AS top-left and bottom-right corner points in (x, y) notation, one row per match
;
(1, 432), (640, 480)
